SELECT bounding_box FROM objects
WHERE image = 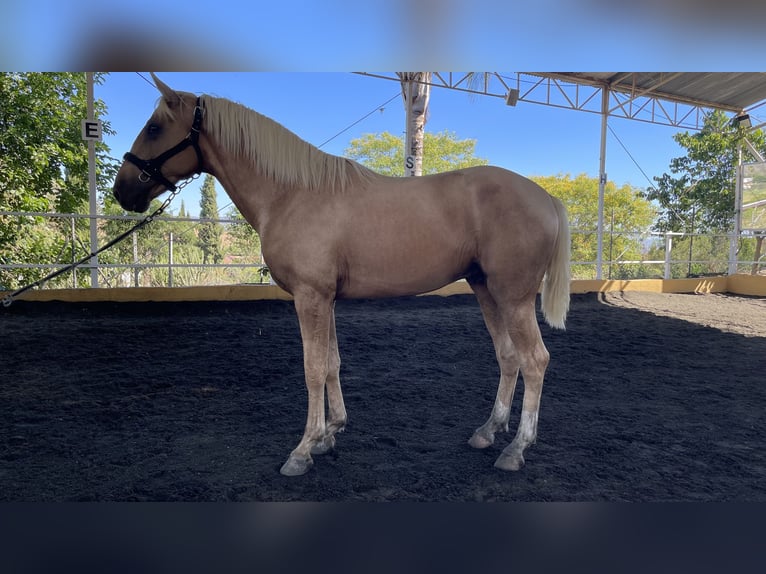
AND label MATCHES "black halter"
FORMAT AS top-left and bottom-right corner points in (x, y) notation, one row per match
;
(123, 97), (204, 192)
